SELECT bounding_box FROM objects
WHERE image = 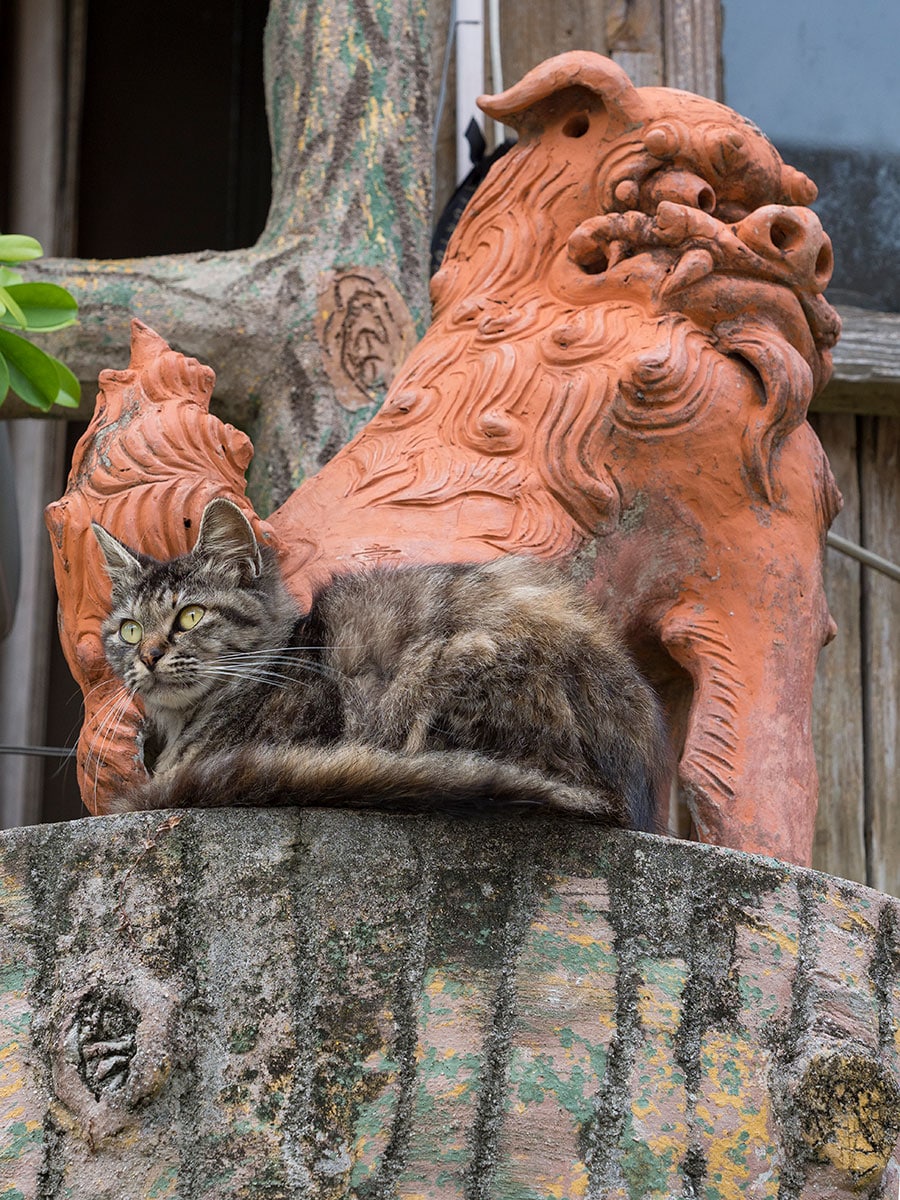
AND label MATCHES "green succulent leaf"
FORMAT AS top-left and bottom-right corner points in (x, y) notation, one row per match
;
(0, 265), (24, 288)
(0, 236), (81, 408)
(49, 352), (81, 408)
(0, 328), (67, 410)
(0, 287), (27, 328)
(0, 282), (78, 331)
(0, 234), (43, 263)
